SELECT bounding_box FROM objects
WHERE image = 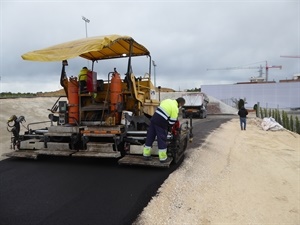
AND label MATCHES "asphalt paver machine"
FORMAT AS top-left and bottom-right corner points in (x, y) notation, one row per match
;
(5, 35), (193, 168)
